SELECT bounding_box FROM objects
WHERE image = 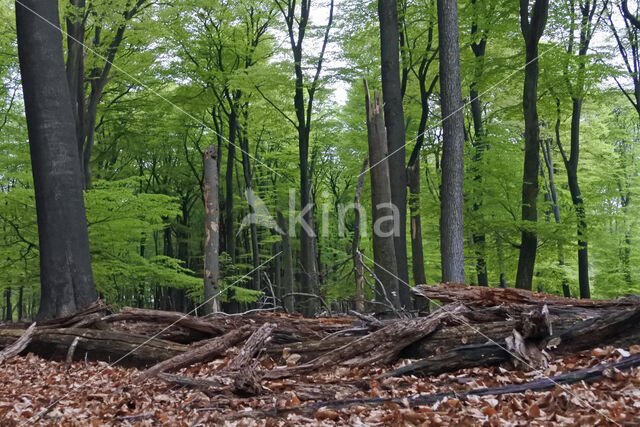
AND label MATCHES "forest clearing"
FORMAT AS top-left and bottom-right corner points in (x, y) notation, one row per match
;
(3, 0), (640, 424)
